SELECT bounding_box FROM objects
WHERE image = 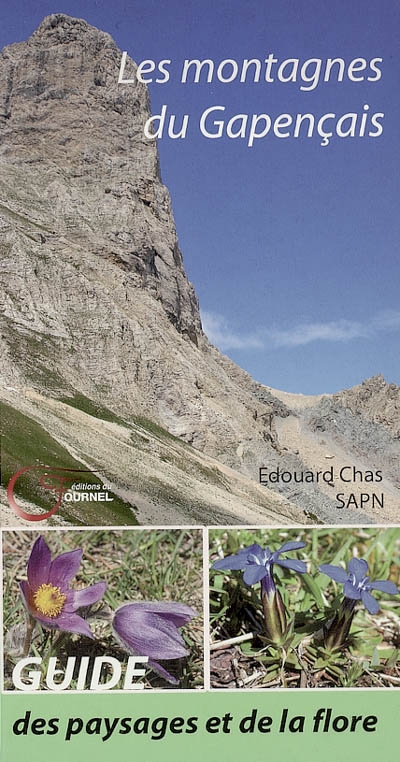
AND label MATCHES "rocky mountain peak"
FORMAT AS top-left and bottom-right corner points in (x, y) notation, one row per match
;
(0, 13), (201, 341)
(334, 374), (400, 438)
(33, 13), (111, 43)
